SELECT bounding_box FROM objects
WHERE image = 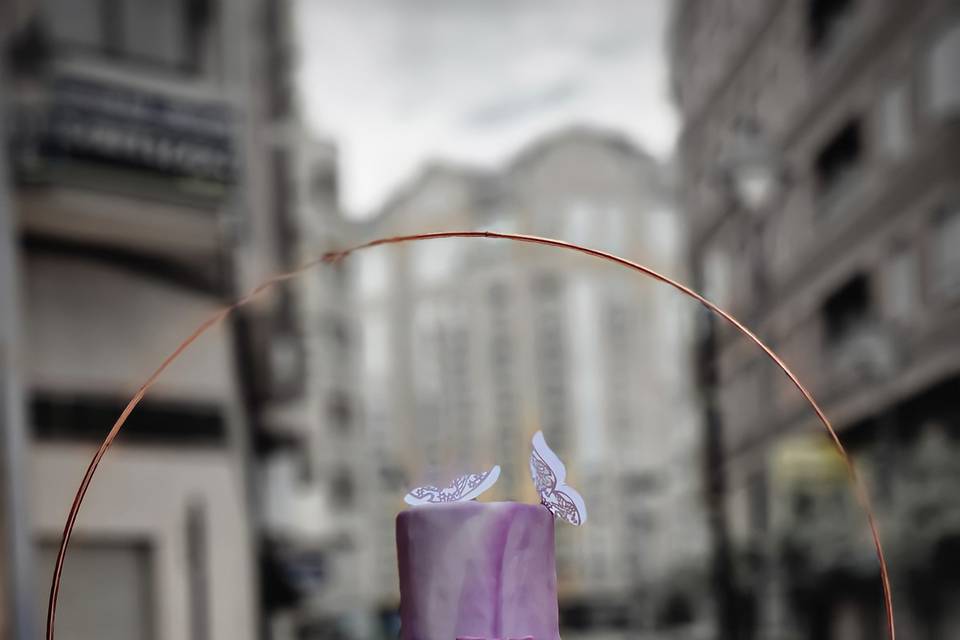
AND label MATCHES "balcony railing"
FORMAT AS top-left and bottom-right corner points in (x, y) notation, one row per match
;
(778, 492), (876, 585)
(10, 68), (238, 206)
